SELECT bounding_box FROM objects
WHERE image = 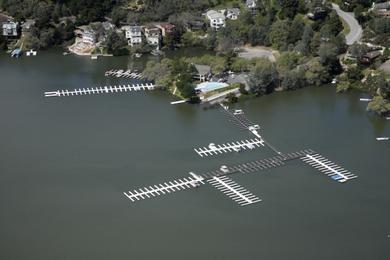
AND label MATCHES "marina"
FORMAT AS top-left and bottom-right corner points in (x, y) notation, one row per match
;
(1, 51), (389, 260)
(44, 83), (155, 97)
